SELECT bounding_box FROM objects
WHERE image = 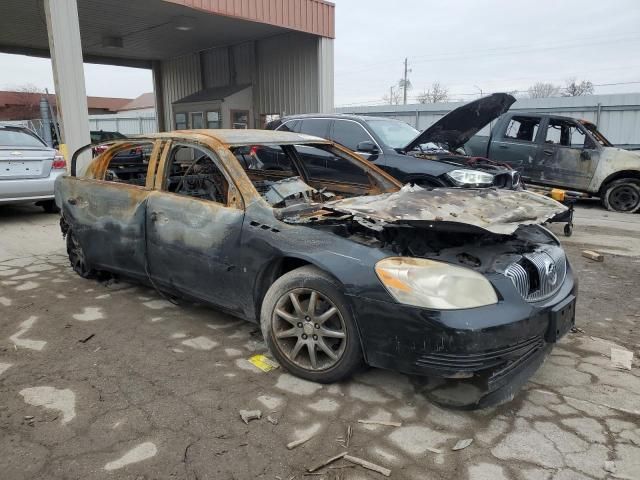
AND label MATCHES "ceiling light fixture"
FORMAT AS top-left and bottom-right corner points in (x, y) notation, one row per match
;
(173, 16), (196, 31)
